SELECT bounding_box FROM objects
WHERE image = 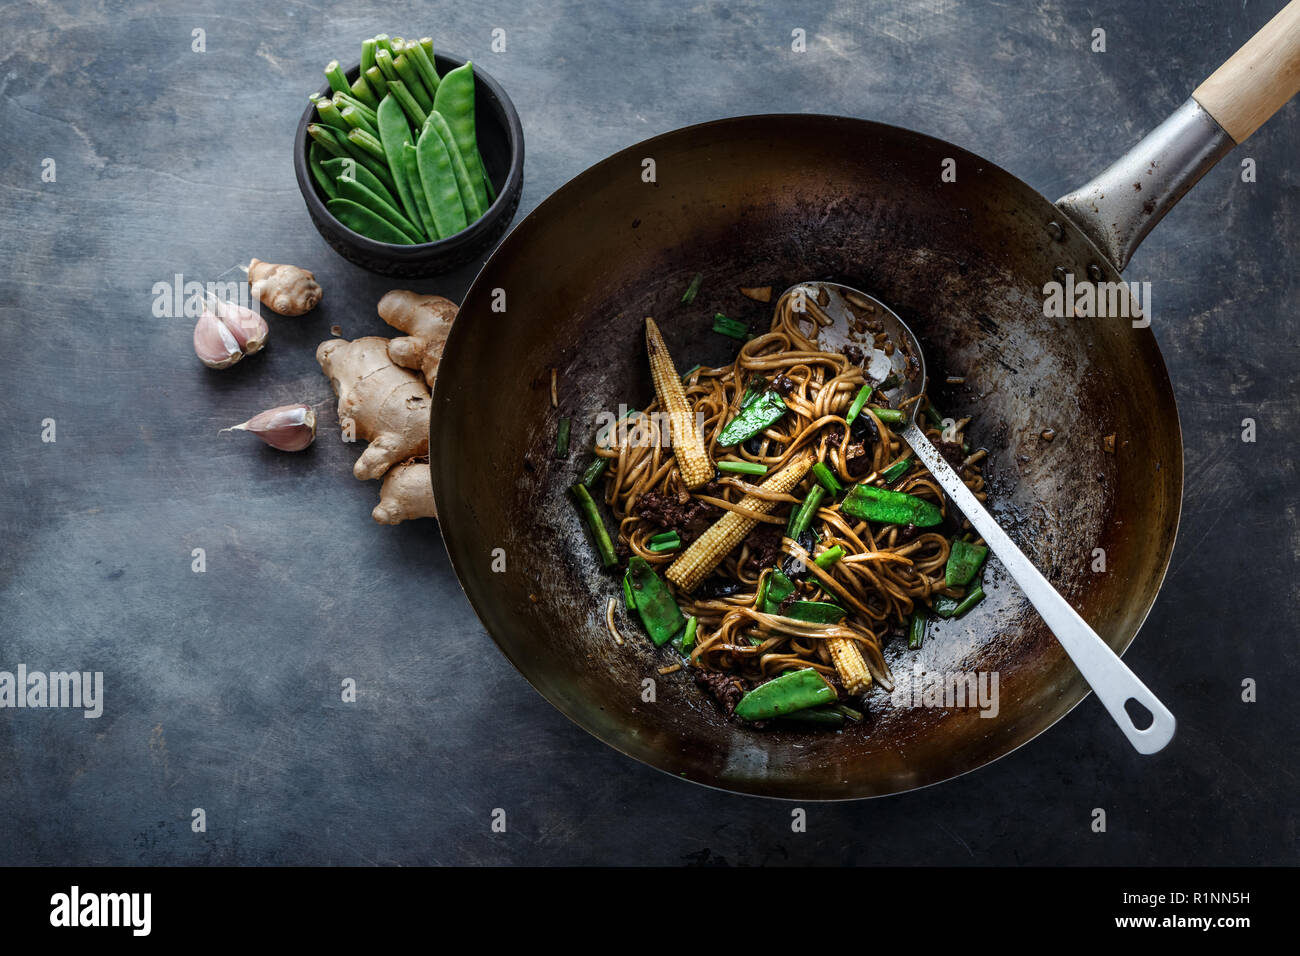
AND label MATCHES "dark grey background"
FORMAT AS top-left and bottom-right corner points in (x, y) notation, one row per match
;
(1, 0), (1295, 865)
